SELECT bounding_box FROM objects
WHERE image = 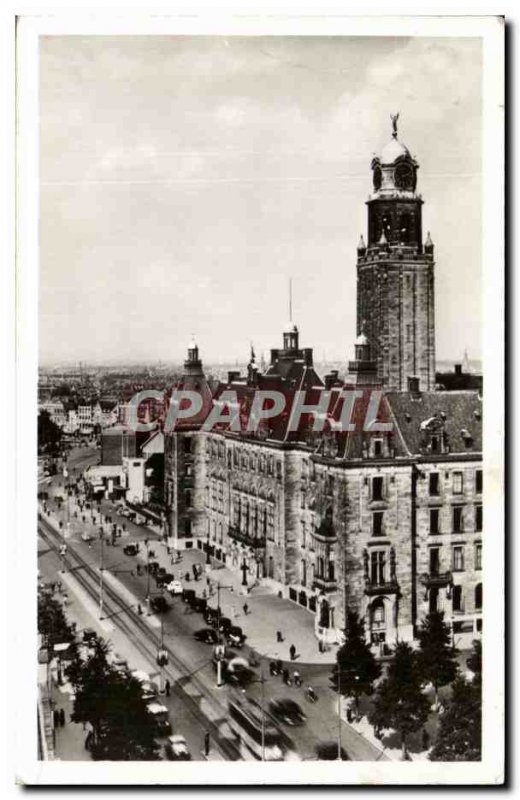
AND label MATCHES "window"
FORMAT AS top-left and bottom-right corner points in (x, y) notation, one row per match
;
(185, 490), (192, 508)
(430, 509), (440, 535)
(452, 546), (464, 572)
(431, 436), (439, 454)
(184, 519), (192, 537)
(429, 587), (439, 614)
(475, 582), (483, 610)
(372, 476), (384, 501)
(453, 472), (463, 494)
(370, 550), (386, 585)
(452, 585), (463, 612)
(328, 560), (335, 582)
(453, 506), (463, 533)
(429, 472), (440, 496)
(475, 543), (482, 570)
(429, 547), (440, 575)
(184, 437), (192, 454)
(372, 511), (384, 536)
(374, 439), (383, 457)
(300, 491), (305, 509)
(185, 465), (192, 477)
(475, 504), (482, 532)
(371, 598), (385, 629)
(301, 524), (306, 550)
(406, 324), (412, 342)
(300, 560), (307, 587)
(476, 469), (483, 494)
